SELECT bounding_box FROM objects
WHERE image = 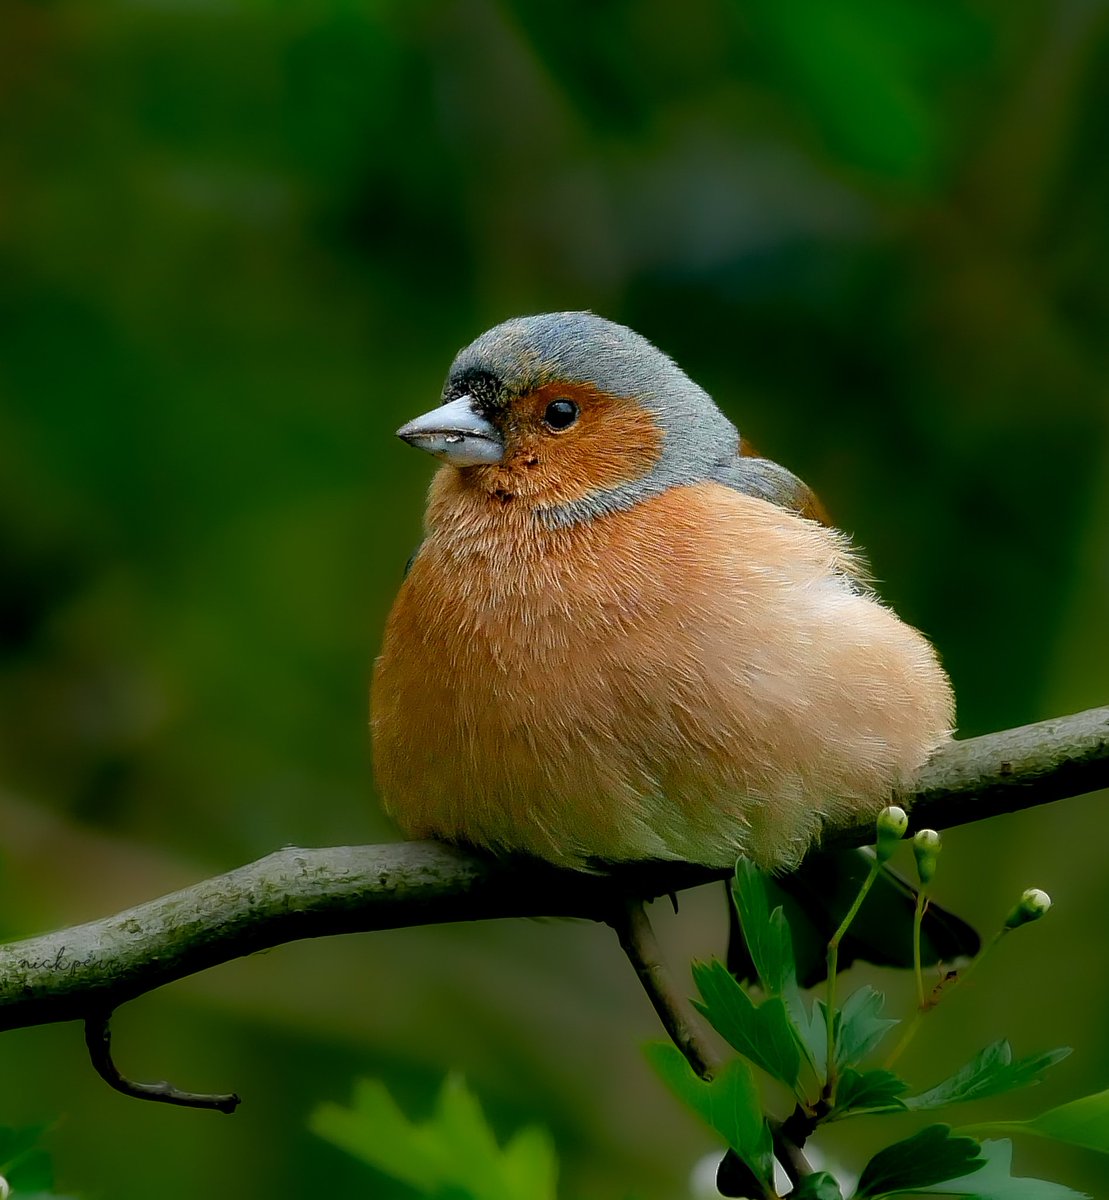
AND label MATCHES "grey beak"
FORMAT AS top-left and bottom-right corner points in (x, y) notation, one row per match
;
(396, 395), (504, 467)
